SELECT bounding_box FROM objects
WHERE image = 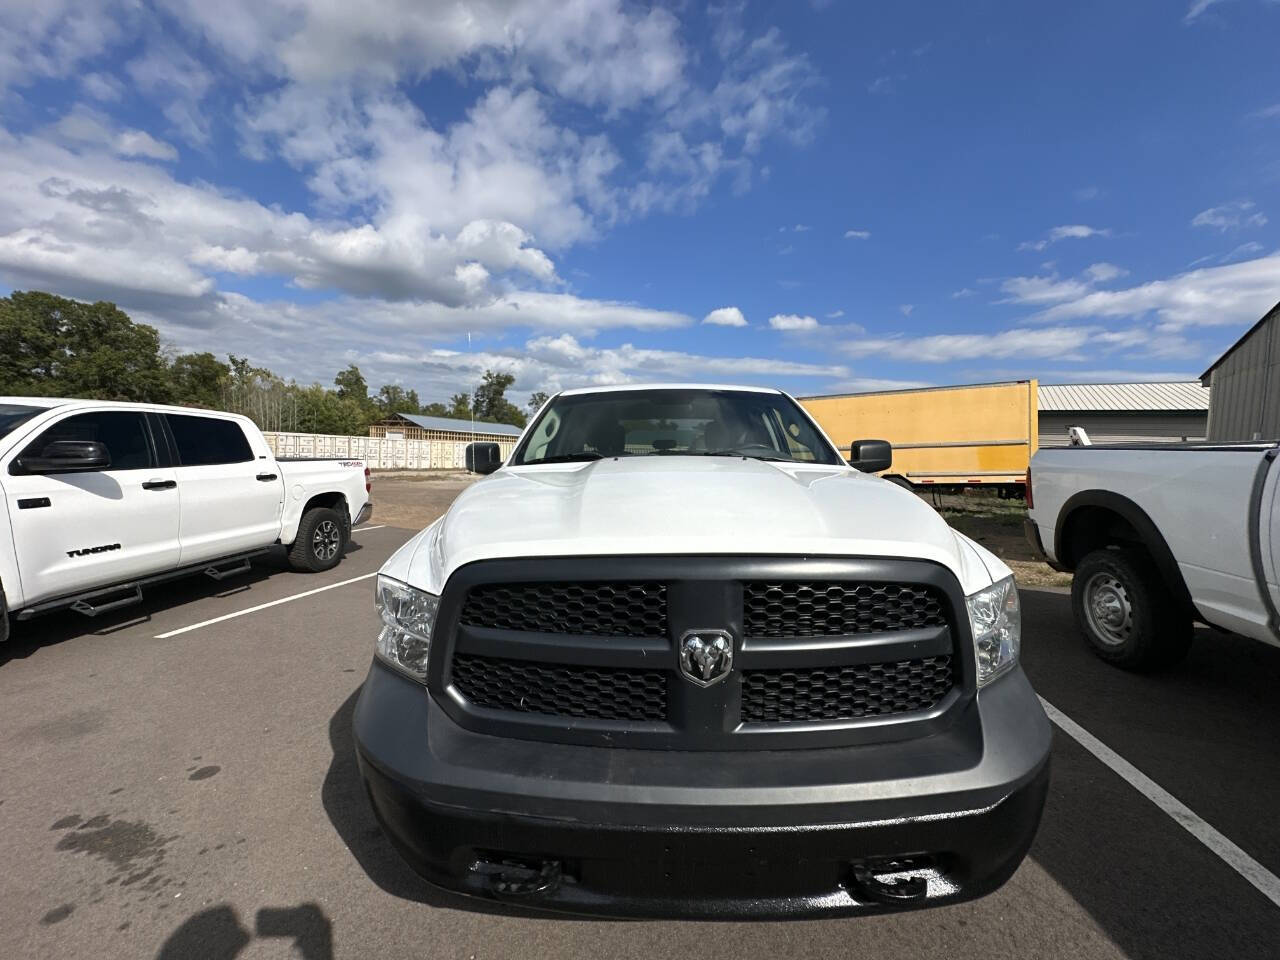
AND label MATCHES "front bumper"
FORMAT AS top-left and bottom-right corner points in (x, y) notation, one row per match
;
(353, 660), (1052, 919)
